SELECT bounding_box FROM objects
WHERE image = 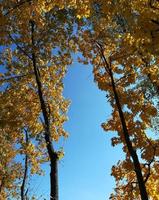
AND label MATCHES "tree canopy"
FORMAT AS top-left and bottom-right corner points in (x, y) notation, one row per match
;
(0, 1), (159, 200)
